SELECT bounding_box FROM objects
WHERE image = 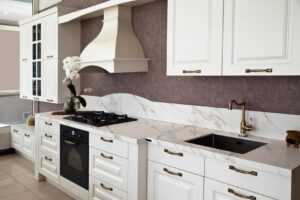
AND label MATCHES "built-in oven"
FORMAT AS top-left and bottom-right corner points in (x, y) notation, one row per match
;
(60, 125), (89, 189)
